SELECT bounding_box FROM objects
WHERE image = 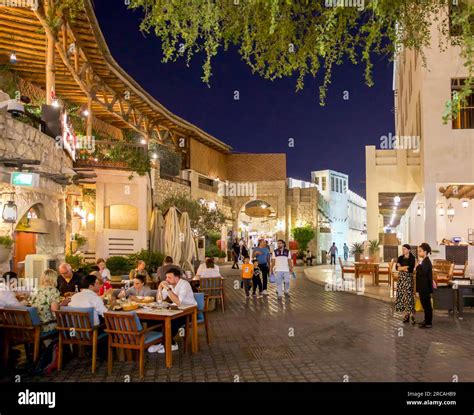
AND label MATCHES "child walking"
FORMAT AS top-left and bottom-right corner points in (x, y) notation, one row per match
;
(252, 259), (263, 298)
(241, 257), (253, 298)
